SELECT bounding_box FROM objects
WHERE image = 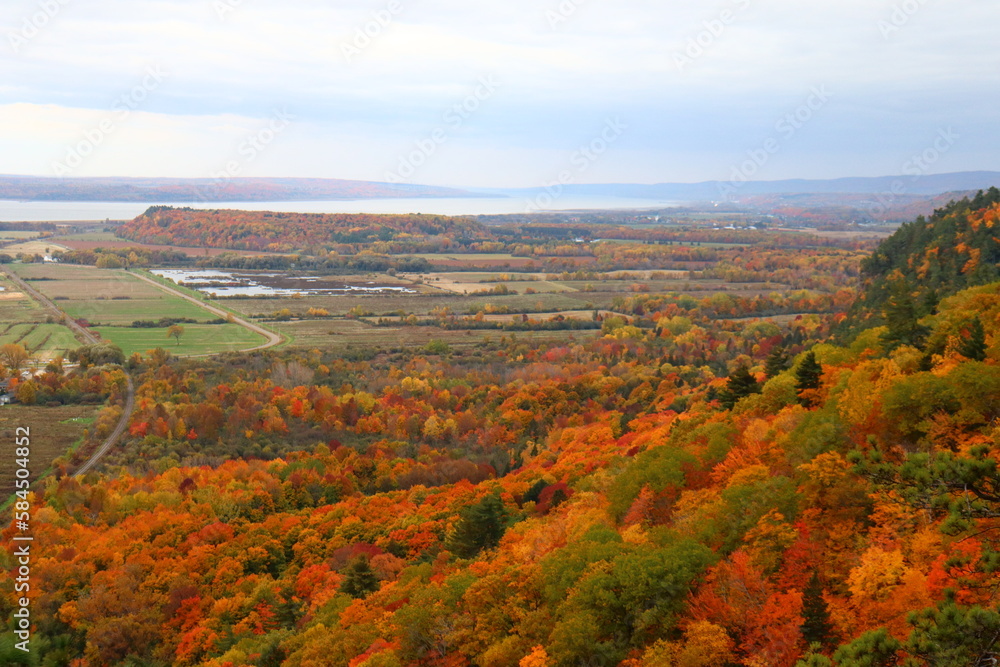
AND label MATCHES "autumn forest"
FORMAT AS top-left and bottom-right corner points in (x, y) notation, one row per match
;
(5, 190), (1000, 666)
